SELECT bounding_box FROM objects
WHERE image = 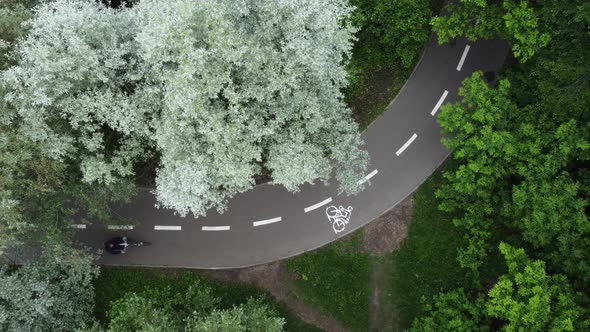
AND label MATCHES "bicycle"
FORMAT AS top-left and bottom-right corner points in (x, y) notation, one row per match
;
(126, 237), (151, 247)
(104, 236), (150, 255)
